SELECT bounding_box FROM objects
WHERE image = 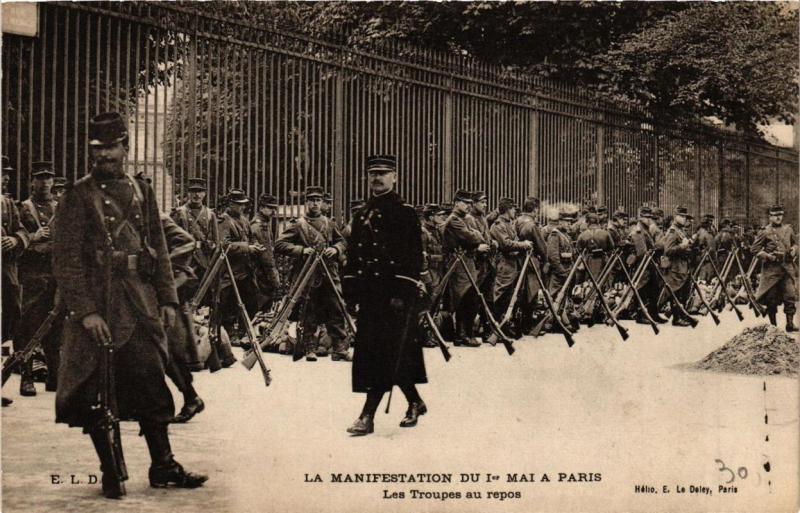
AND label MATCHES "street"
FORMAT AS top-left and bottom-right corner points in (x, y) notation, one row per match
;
(2, 310), (798, 513)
